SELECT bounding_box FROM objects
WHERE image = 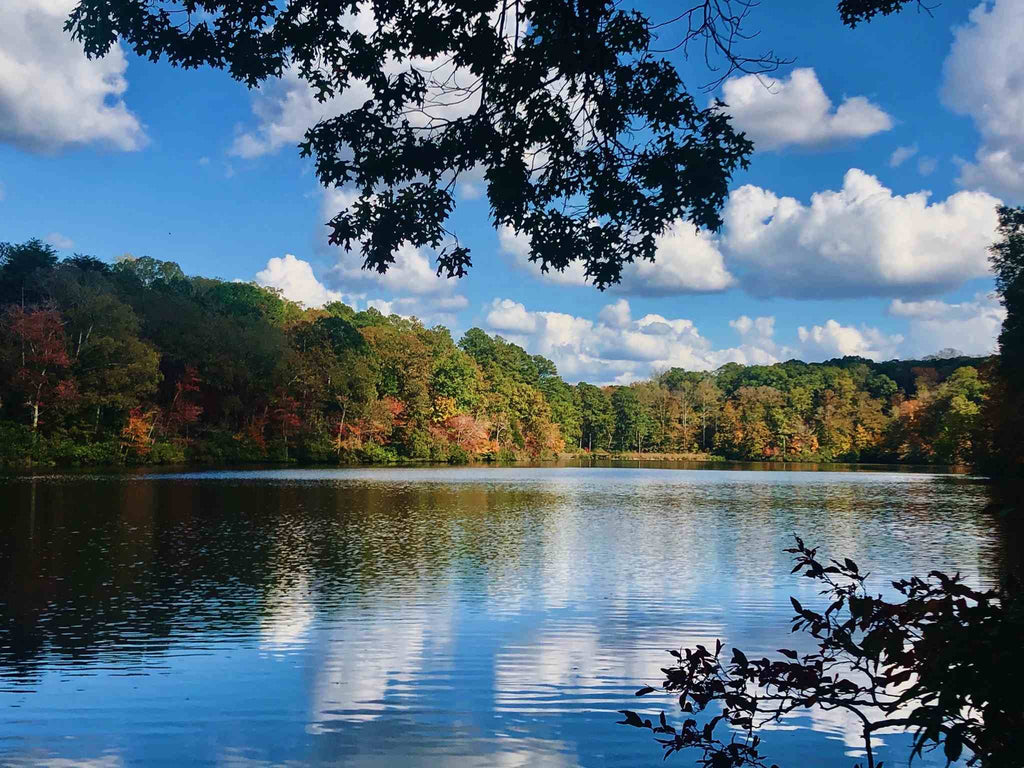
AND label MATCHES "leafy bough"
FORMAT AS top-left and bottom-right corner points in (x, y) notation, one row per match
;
(618, 537), (1021, 768)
